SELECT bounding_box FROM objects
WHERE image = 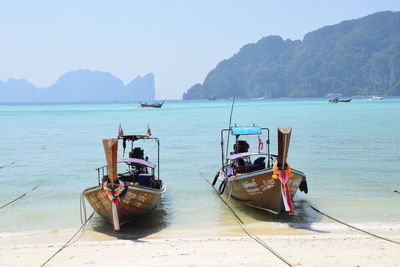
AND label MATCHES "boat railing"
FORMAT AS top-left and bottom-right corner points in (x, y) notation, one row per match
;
(95, 165), (108, 185)
(95, 160), (159, 185)
(220, 127), (271, 168)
